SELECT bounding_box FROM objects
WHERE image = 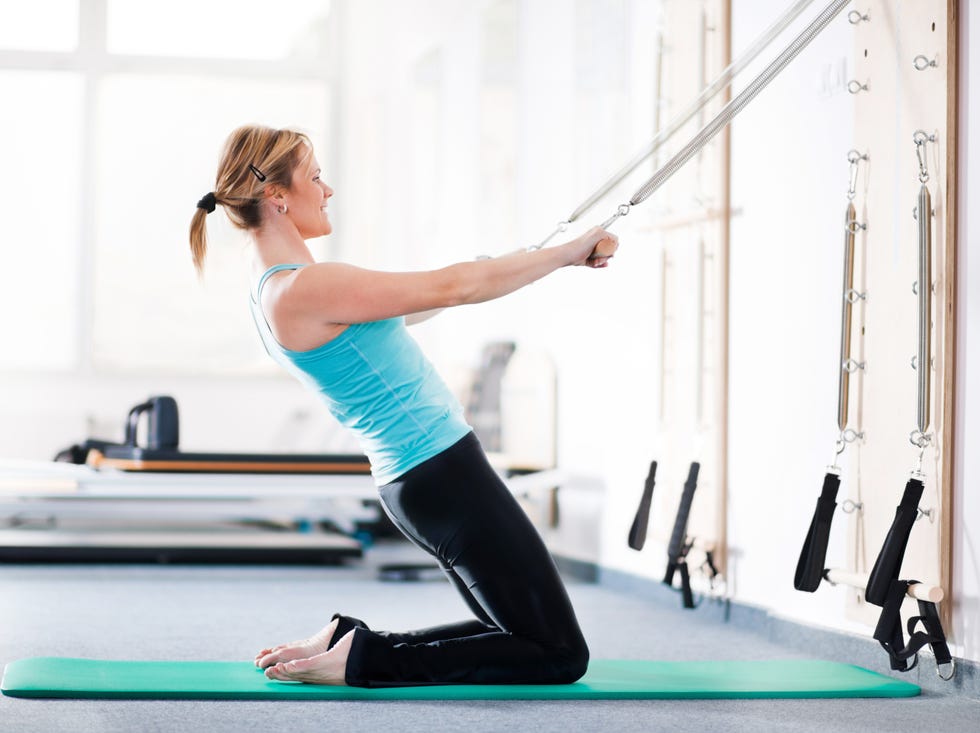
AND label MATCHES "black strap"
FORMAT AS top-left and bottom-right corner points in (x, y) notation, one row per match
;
(666, 463), (700, 565)
(872, 579), (952, 672)
(865, 477), (924, 606)
(794, 472), (840, 592)
(628, 460), (658, 550)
